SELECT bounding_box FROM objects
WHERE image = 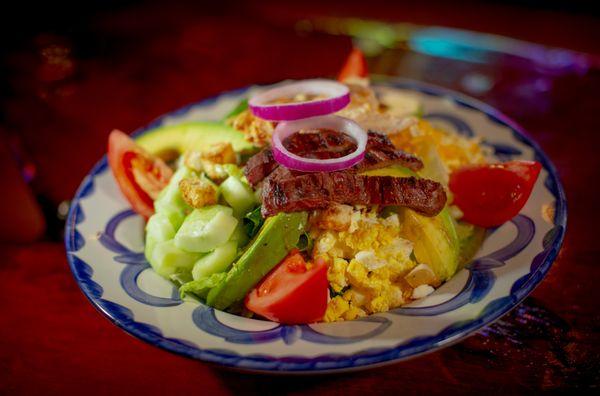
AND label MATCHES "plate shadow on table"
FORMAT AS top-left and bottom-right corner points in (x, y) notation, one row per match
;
(207, 297), (598, 393)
